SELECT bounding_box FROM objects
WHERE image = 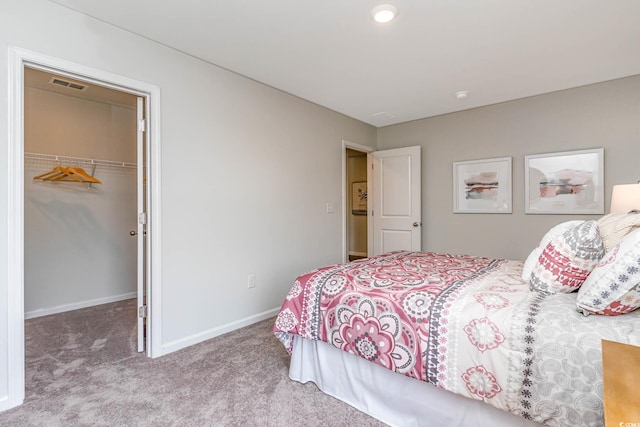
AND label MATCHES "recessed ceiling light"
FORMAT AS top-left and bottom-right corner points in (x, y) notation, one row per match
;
(455, 90), (469, 99)
(371, 4), (398, 24)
